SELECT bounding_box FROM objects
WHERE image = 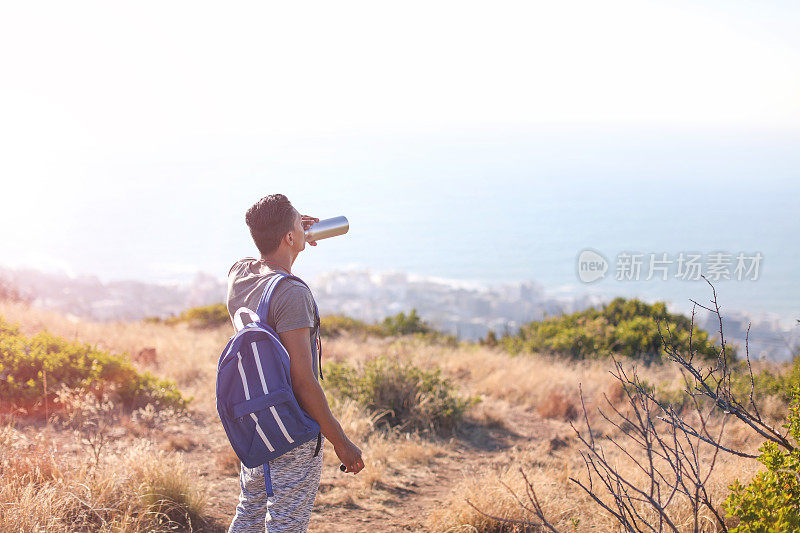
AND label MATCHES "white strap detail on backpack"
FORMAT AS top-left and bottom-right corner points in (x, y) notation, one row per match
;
(237, 352), (275, 452)
(233, 307), (261, 332)
(250, 341), (294, 444)
(233, 273), (284, 332)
